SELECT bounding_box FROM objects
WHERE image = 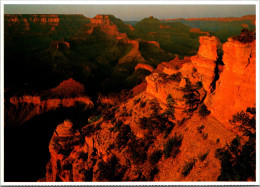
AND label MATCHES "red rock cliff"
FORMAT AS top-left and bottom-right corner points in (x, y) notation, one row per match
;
(190, 36), (220, 92)
(5, 14), (60, 31)
(206, 38), (256, 124)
